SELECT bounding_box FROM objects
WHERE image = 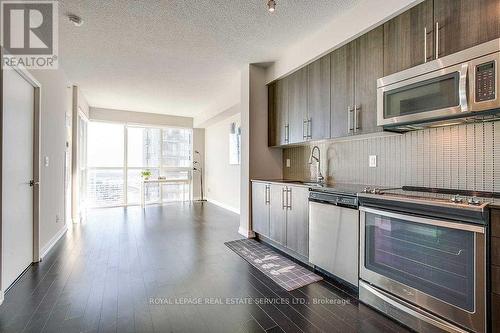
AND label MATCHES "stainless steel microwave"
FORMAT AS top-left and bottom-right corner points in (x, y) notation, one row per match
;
(377, 39), (500, 131)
